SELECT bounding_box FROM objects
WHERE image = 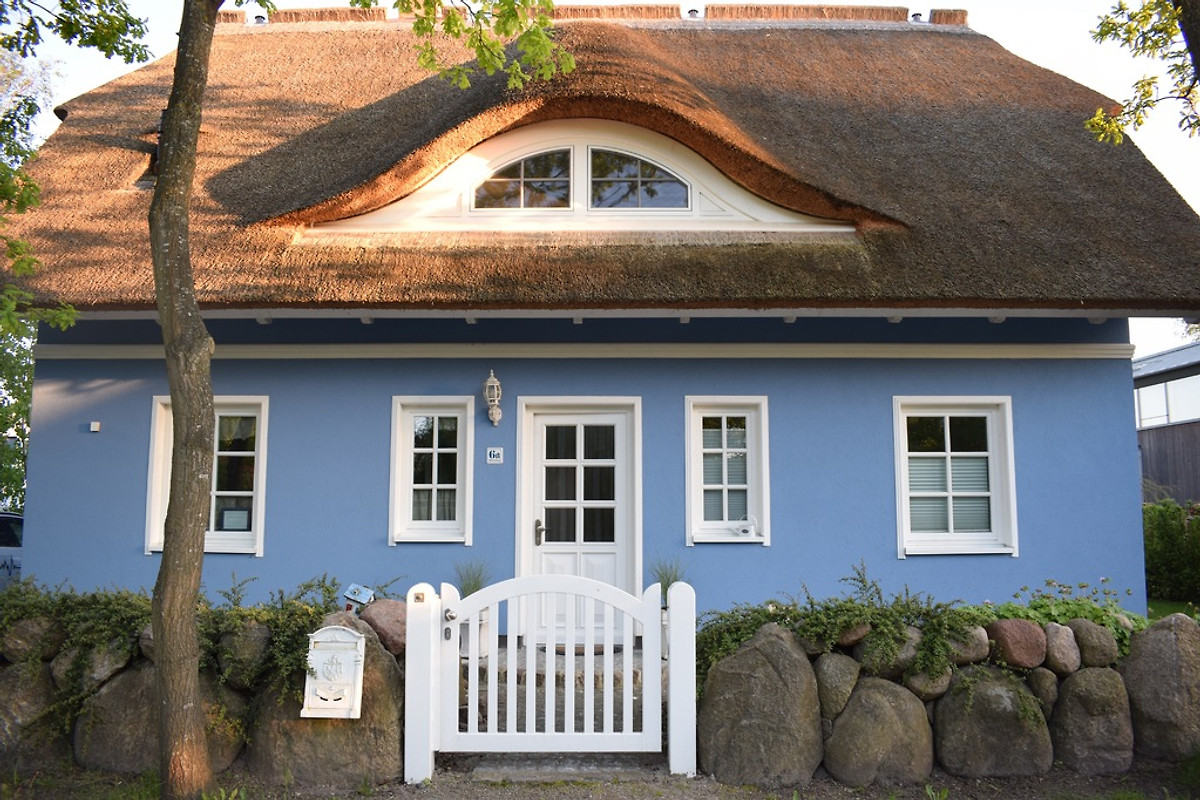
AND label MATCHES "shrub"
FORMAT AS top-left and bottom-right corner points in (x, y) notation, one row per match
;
(1143, 499), (1200, 603)
(695, 563), (993, 696)
(987, 578), (1148, 656)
